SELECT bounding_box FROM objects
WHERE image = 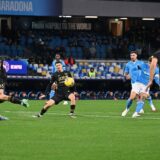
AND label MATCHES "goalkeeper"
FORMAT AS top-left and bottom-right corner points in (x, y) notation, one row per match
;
(33, 61), (76, 118)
